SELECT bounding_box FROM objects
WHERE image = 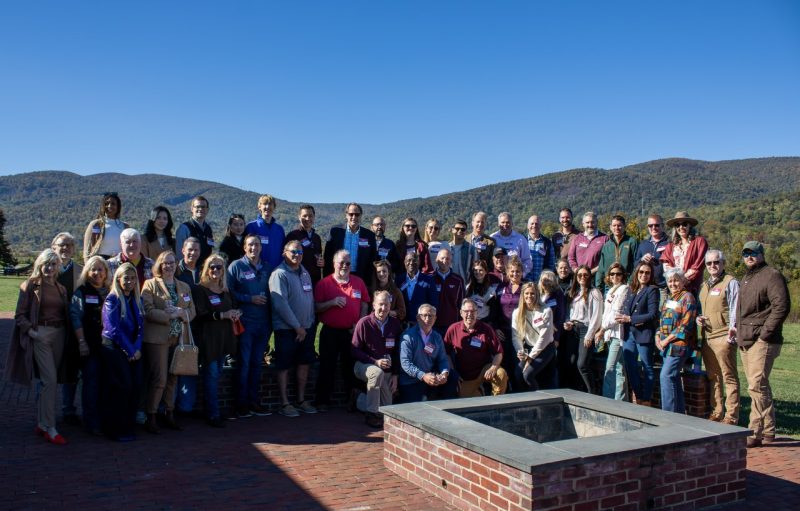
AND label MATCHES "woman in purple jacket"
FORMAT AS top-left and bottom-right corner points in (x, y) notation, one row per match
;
(100, 262), (144, 441)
